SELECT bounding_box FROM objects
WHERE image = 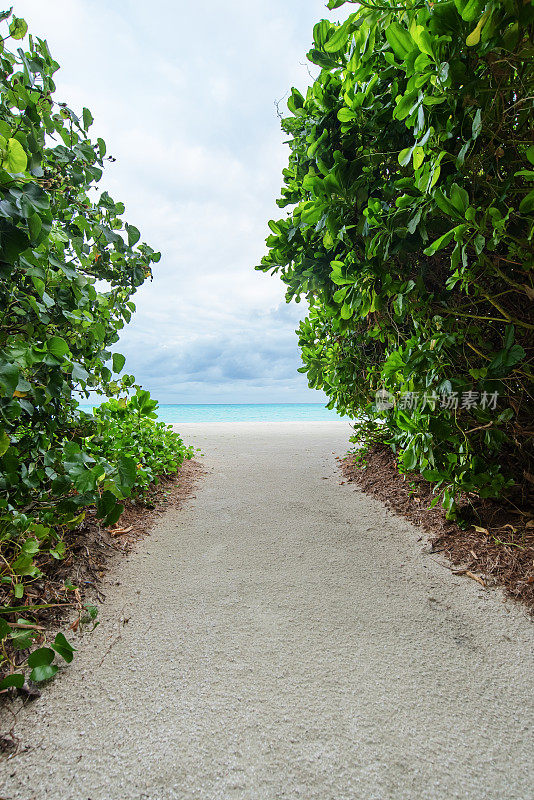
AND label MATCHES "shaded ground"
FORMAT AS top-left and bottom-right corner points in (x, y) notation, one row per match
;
(0, 422), (532, 800)
(341, 445), (534, 610)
